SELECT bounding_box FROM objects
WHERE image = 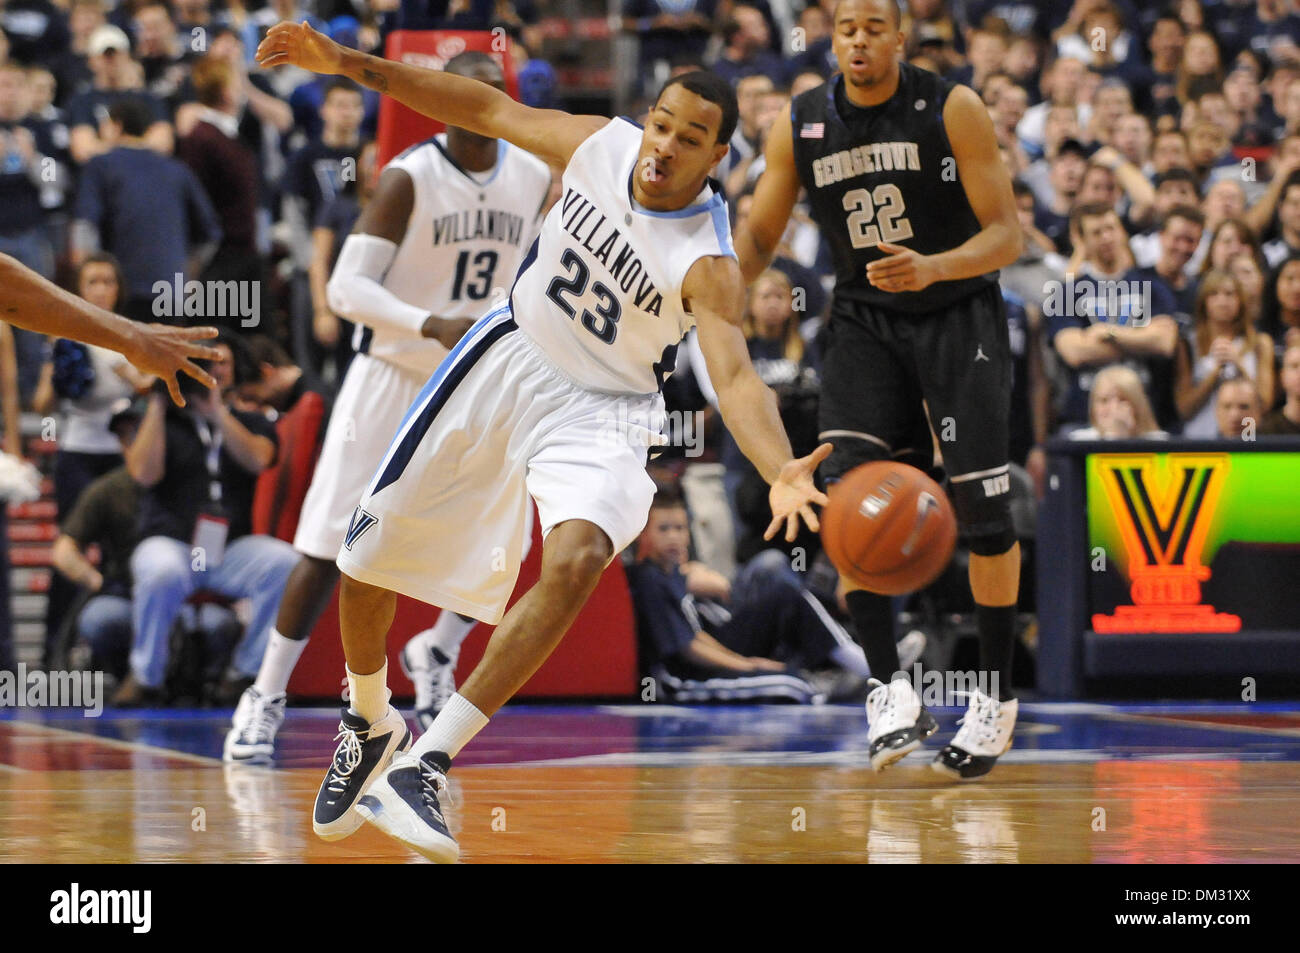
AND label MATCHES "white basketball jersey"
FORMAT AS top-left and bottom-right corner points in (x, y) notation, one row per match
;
(511, 118), (736, 395)
(355, 134), (552, 376)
